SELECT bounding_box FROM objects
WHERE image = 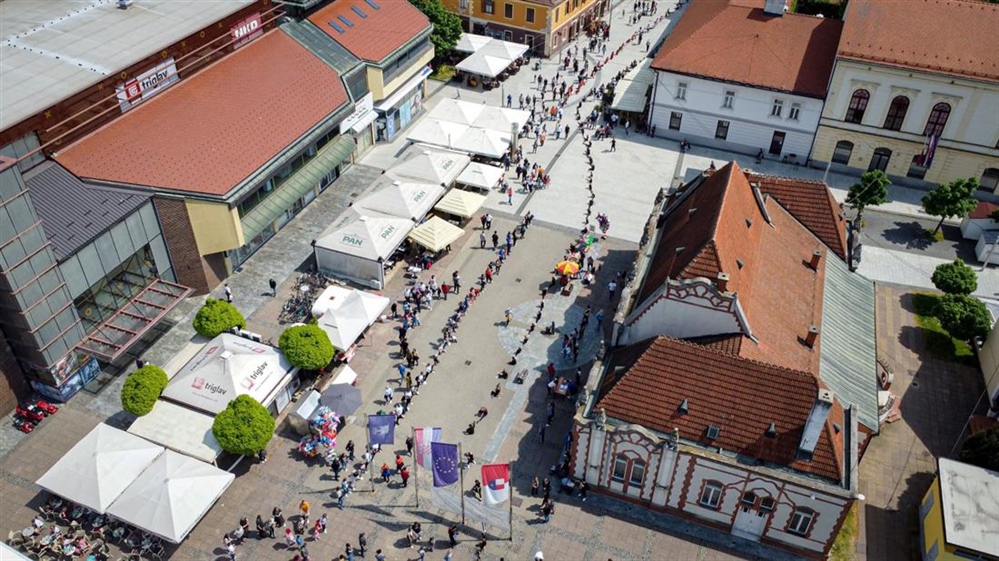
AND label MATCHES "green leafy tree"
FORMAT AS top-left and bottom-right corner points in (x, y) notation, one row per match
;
(960, 426), (999, 471)
(193, 298), (246, 338)
(936, 293), (992, 343)
(931, 260), (978, 295)
(409, 0), (462, 57)
(845, 170), (890, 227)
(922, 177), (980, 235)
(279, 324), (335, 371)
(212, 395), (275, 456)
(120, 364), (169, 416)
